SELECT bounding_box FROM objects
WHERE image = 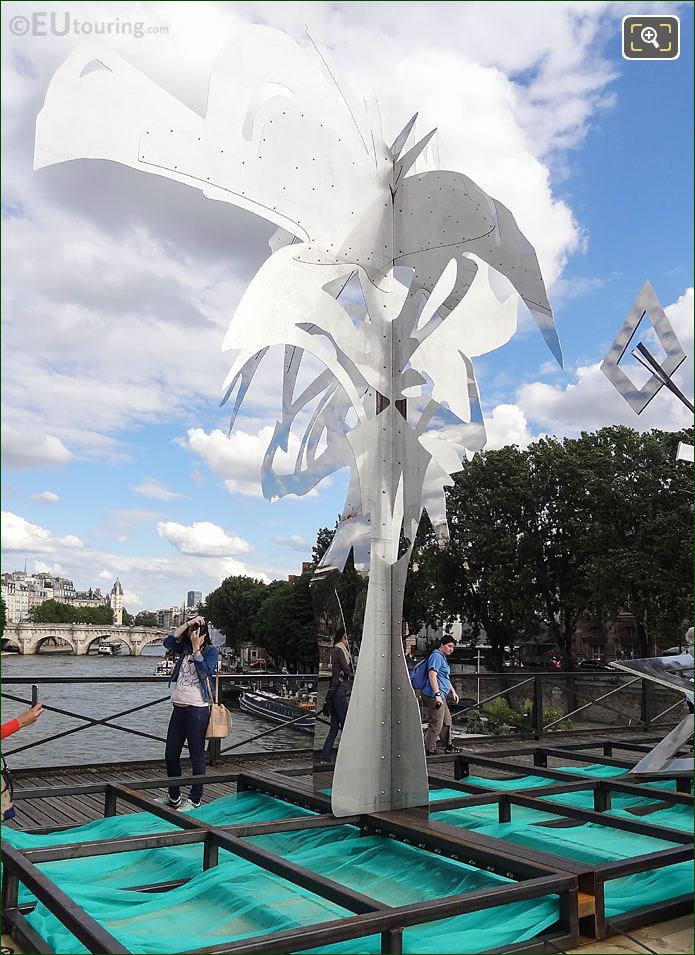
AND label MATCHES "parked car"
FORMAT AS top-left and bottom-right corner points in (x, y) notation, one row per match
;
(577, 659), (613, 671)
